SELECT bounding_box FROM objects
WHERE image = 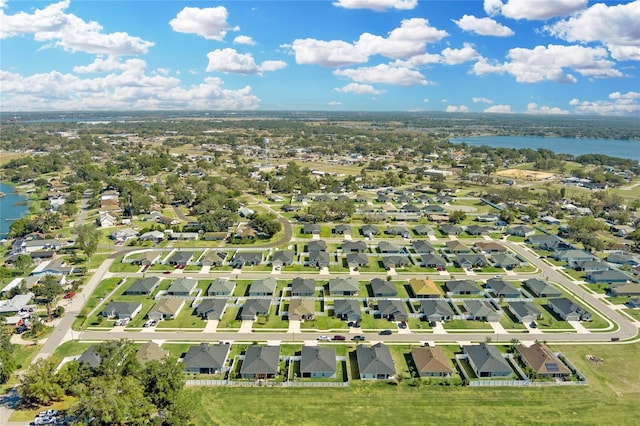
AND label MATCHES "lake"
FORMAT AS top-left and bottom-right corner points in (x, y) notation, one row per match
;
(0, 182), (30, 239)
(449, 136), (640, 162)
